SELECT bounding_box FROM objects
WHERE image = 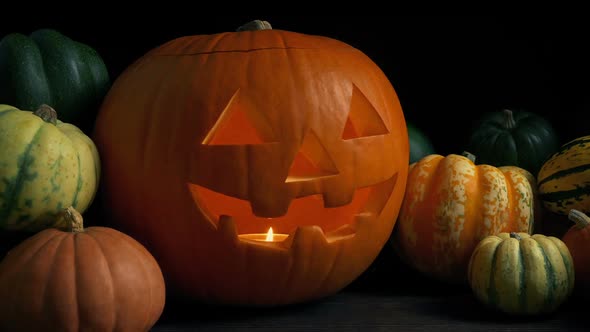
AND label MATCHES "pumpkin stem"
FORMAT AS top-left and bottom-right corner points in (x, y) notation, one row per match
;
(56, 206), (85, 233)
(237, 20), (272, 31)
(568, 209), (590, 229)
(510, 232), (522, 240)
(502, 109), (517, 129)
(461, 151), (476, 163)
(33, 104), (58, 125)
